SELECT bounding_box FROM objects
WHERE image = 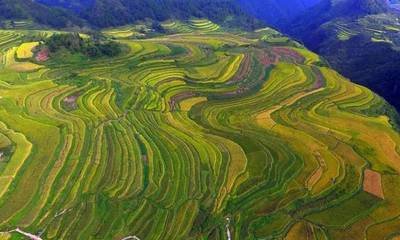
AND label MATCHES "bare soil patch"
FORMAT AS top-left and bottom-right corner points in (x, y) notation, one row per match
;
(272, 47), (305, 64)
(363, 169), (384, 199)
